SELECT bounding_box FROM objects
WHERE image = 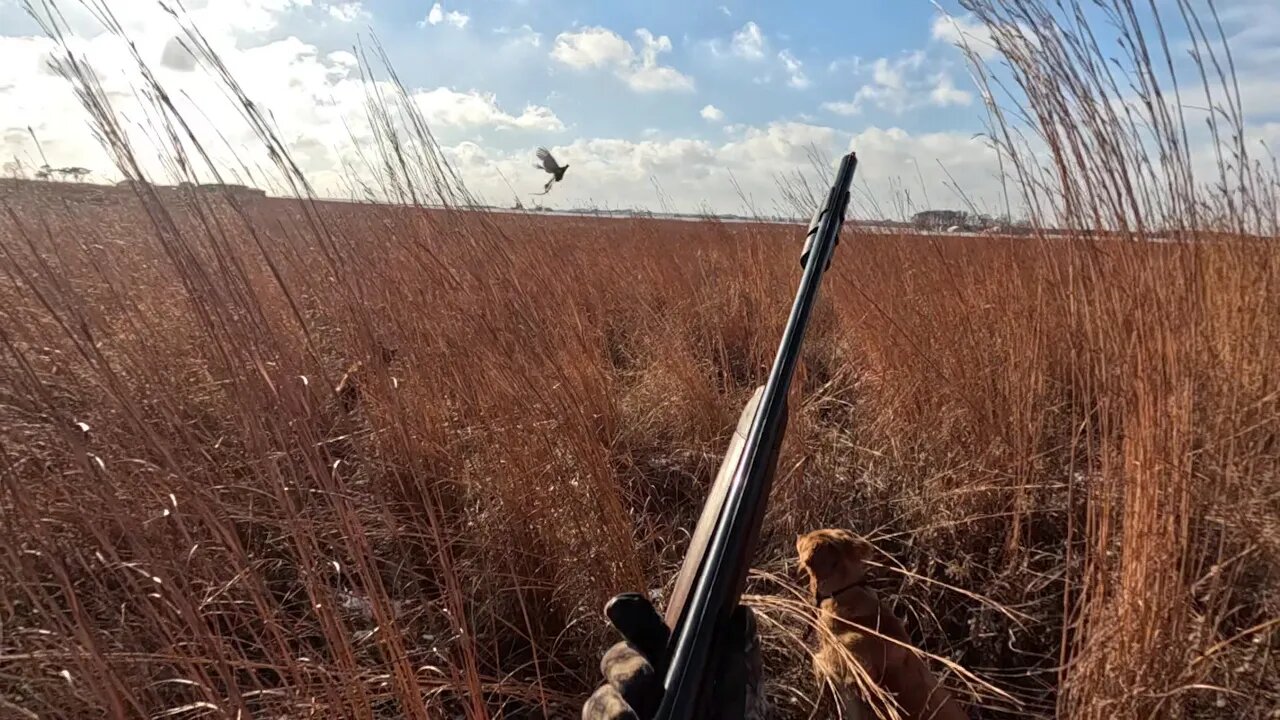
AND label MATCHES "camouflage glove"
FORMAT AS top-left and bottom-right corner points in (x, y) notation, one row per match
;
(582, 593), (765, 720)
